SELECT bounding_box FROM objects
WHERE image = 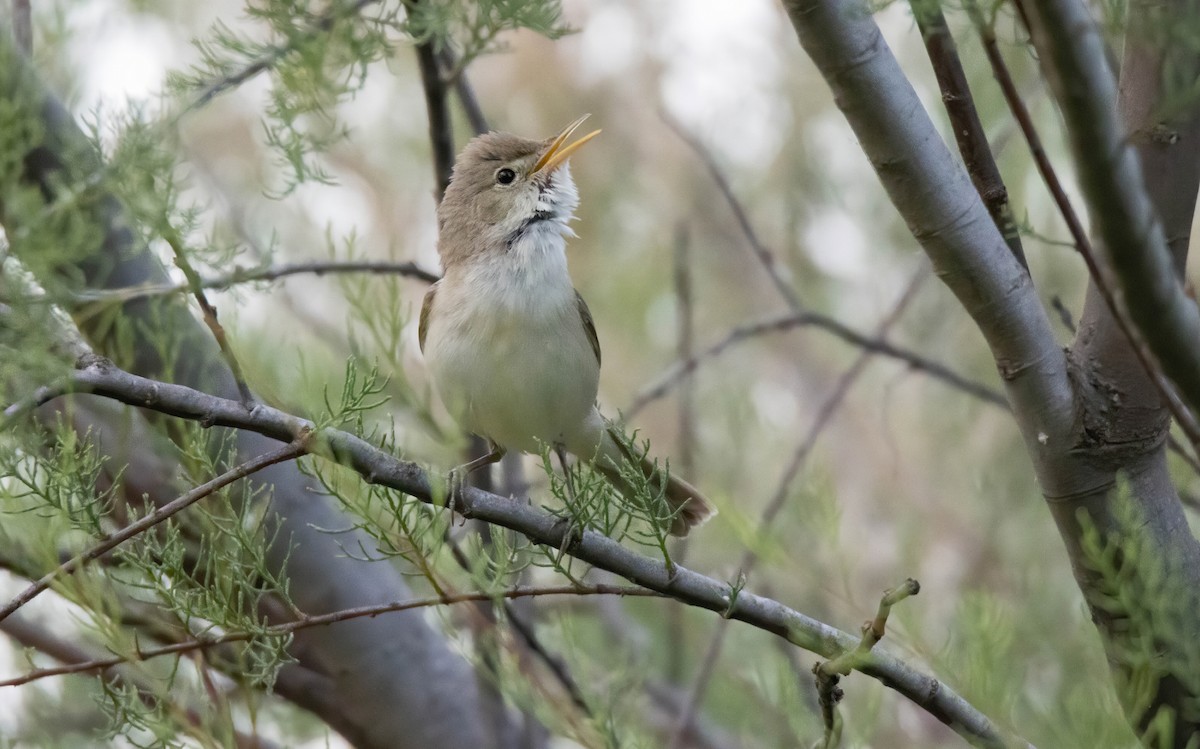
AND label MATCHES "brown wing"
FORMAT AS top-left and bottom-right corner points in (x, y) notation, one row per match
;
(576, 289), (601, 367)
(418, 281), (439, 353)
